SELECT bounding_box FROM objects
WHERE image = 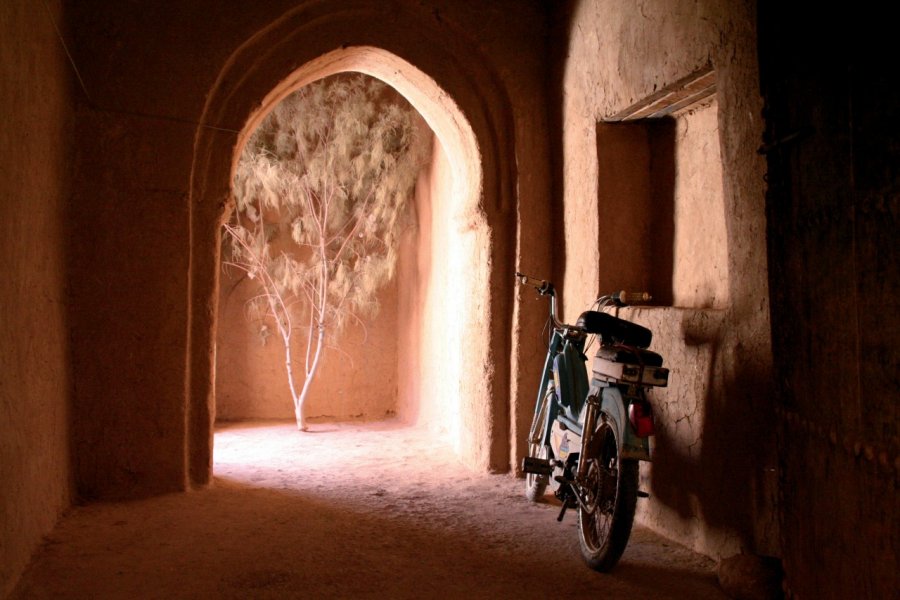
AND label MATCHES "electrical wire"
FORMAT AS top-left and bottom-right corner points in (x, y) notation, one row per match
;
(40, 0), (91, 104)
